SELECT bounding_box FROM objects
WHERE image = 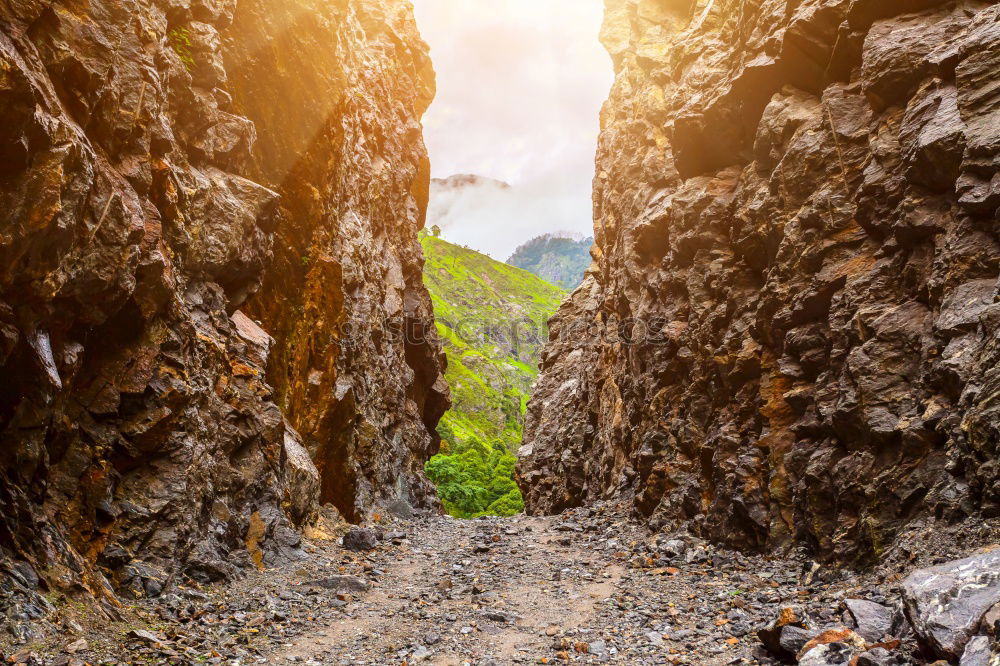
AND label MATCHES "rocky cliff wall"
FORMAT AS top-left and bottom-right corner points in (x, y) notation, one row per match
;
(0, 0), (443, 632)
(223, 0), (449, 523)
(518, 0), (1000, 562)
